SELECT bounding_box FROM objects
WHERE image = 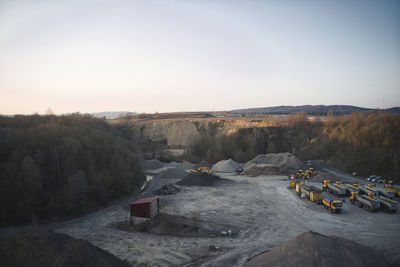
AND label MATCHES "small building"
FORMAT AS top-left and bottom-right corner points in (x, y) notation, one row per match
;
(130, 196), (160, 225)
